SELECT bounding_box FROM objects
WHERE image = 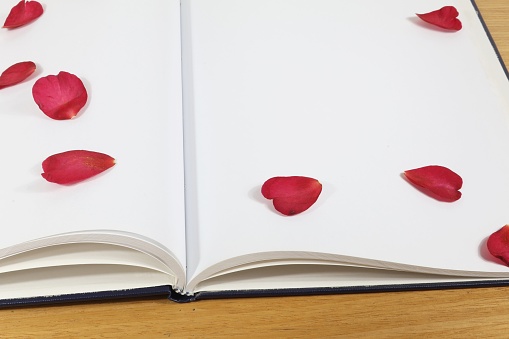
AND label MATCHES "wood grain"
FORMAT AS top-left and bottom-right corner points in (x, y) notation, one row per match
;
(2, 1), (509, 338)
